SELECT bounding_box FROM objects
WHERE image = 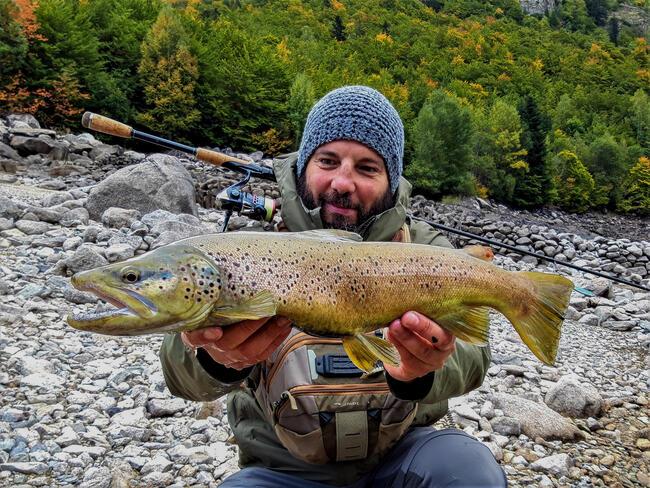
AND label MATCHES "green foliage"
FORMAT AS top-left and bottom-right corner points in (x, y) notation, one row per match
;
(2, 0), (647, 215)
(617, 156), (650, 215)
(288, 73), (316, 149)
(514, 96), (553, 207)
(137, 8), (200, 140)
(474, 99), (527, 202)
(631, 89), (650, 152)
(552, 150), (595, 212)
(0, 1), (28, 84)
(405, 90), (475, 198)
(583, 132), (629, 207)
(193, 19), (290, 150)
